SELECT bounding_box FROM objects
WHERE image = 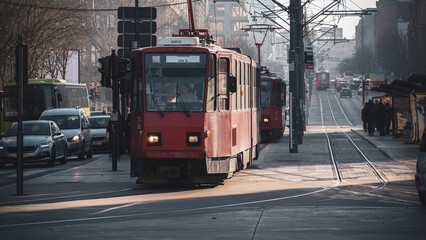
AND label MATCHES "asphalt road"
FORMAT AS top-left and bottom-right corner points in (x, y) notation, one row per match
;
(0, 87), (424, 240)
